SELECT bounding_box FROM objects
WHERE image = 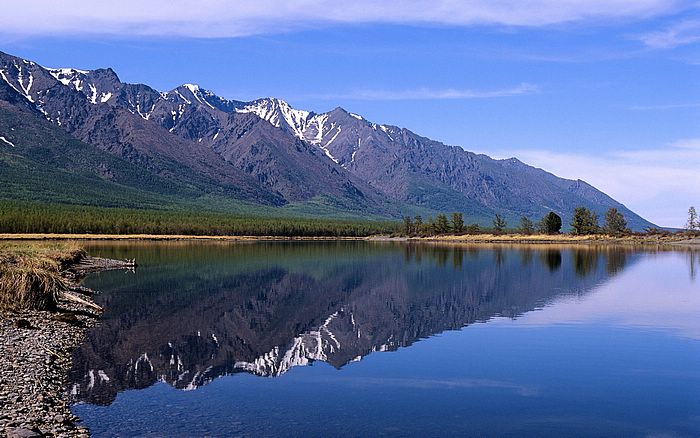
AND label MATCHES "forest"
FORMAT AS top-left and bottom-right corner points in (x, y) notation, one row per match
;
(0, 201), (398, 237)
